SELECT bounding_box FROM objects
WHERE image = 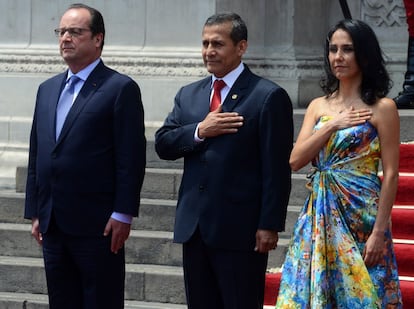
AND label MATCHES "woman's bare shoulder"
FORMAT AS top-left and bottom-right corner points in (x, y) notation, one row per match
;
(370, 97), (399, 127)
(305, 96), (329, 118)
